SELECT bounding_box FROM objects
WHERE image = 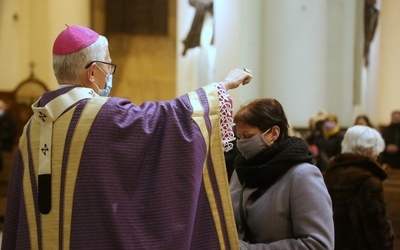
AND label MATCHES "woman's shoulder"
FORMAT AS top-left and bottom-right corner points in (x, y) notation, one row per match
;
(289, 162), (321, 176)
(282, 163), (324, 187)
